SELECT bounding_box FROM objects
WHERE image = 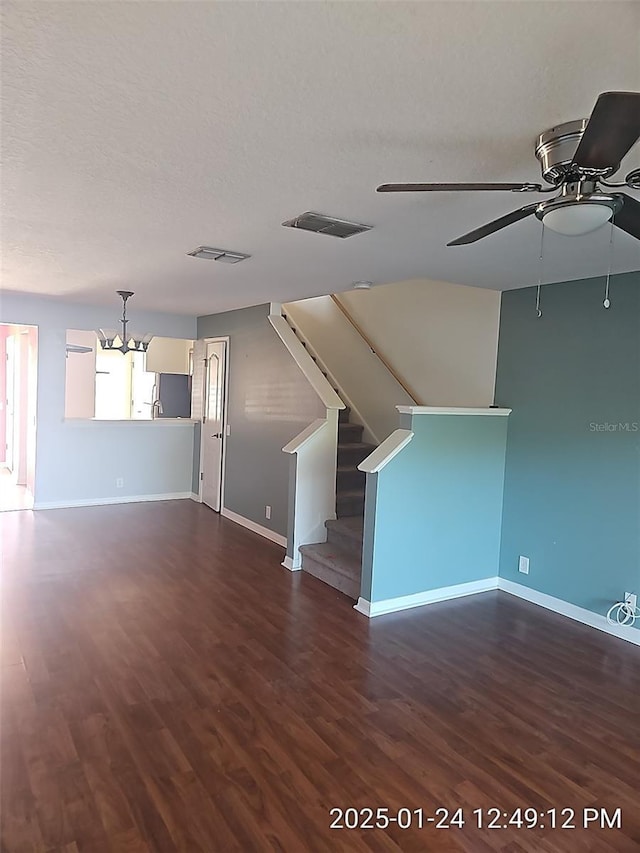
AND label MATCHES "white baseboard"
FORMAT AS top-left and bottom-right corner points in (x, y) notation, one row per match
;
(281, 555), (301, 571)
(221, 507), (287, 547)
(34, 492), (193, 510)
(190, 492), (201, 502)
(354, 575), (640, 646)
(498, 578), (640, 647)
(354, 577), (499, 618)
